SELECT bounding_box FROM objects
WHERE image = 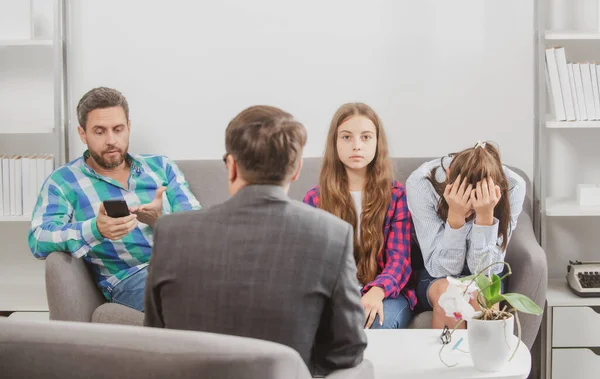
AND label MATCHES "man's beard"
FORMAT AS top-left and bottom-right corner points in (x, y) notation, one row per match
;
(90, 146), (128, 169)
